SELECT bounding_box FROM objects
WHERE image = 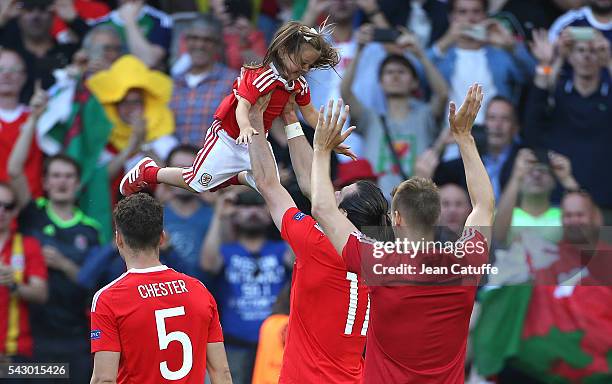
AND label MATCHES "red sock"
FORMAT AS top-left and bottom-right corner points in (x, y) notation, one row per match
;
(143, 166), (160, 184)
